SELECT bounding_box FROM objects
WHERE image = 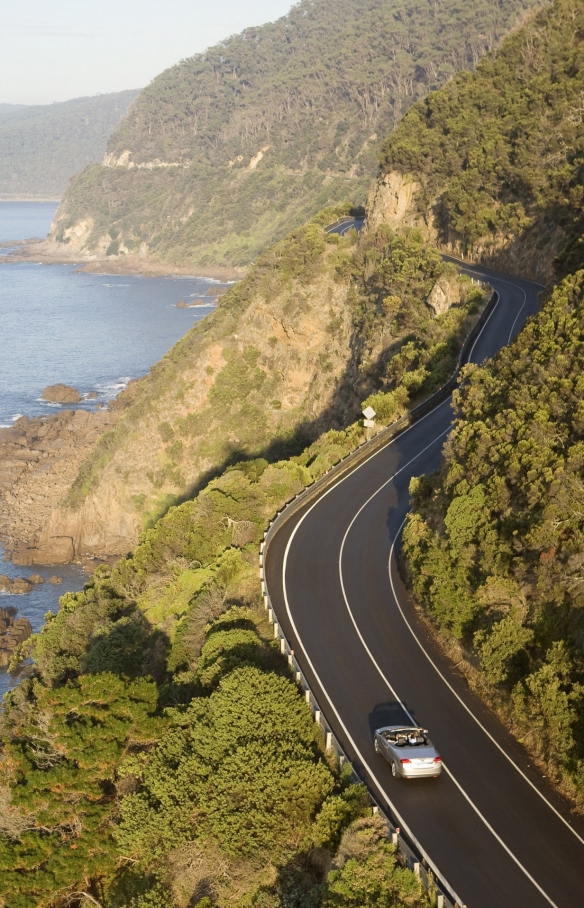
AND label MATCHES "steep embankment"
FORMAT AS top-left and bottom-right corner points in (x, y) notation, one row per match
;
(45, 0), (542, 271)
(1, 210), (485, 562)
(0, 91), (140, 201)
(367, 0), (584, 283)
